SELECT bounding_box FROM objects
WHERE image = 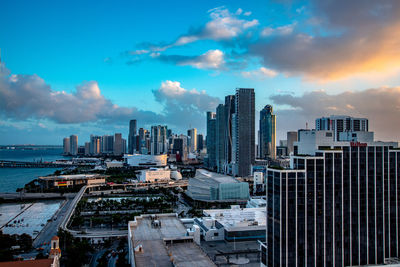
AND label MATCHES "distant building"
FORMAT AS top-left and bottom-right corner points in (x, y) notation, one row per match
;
(101, 135), (114, 155)
(187, 128), (198, 153)
(286, 131), (298, 155)
(197, 134), (204, 151)
(232, 88), (255, 177)
(84, 142), (90, 156)
(63, 137), (70, 154)
(113, 133), (125, 155)
(151, 125), (168, 155)
(69, 135), (78, 156)
(216, 104), (225, 173)
(315, 115), (368, 141)
(90, 135), (101, 155)
(124, 154), (167, 167)
(38, 174), (106, 189)
(206, 112), (217, 170)
(187, 169), (249, 202)
(128, 119), (137, 154)
(259, 104), (276, 159)
(138, 168), (171, 182)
